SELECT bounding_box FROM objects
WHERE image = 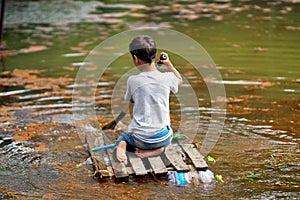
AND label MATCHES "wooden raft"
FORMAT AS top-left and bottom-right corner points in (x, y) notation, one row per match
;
(87, 131), (208, 180)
